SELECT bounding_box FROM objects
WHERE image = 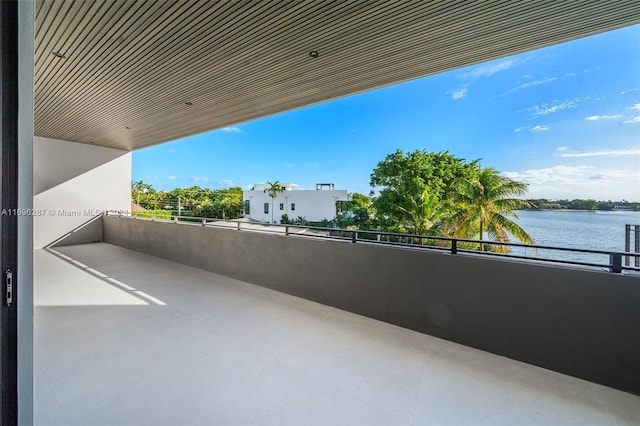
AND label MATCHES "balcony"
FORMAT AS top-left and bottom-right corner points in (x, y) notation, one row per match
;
(4, 1), (634, 423)
(35, 237), (640, 424)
